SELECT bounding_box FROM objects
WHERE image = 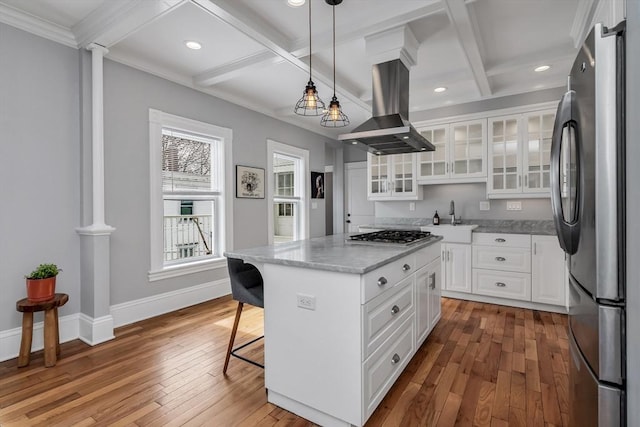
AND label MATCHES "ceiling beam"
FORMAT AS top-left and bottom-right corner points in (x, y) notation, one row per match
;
(569, 0), (598, 48)
(441, 0), (491, 97)
(0, 2), (77, 48)
(194, 51), (281, 86)
(73, 0), (186, 49)
(191, 0), (371, 112)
